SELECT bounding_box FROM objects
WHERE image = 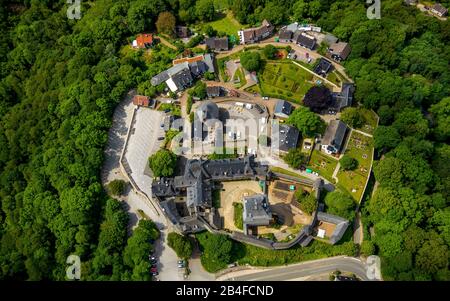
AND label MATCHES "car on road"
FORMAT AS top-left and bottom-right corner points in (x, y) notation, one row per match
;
(164, 109), (171, 113)
(178, 260), (186, 268)
(150, 267), (158, 276)
(157, 136), (165, 141)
